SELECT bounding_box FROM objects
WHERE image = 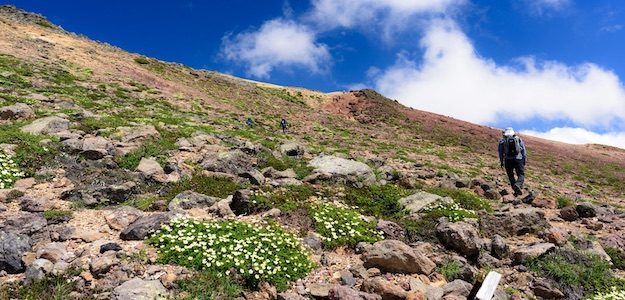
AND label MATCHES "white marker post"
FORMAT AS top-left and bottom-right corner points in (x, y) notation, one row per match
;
(475, 271), (502, 300)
